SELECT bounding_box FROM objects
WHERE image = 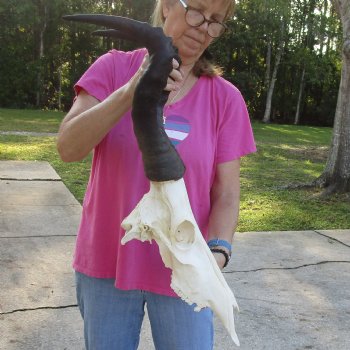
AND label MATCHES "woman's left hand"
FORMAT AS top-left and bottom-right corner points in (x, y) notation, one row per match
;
(164, 58), (183, 92)
(212, 251), (227, 270)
